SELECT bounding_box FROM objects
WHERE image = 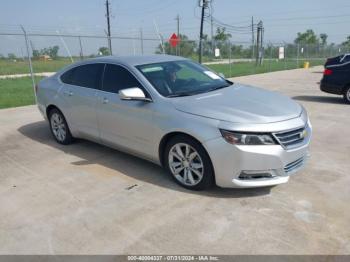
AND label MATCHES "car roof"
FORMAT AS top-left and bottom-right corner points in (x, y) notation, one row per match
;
(82, 55), (188, 67)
